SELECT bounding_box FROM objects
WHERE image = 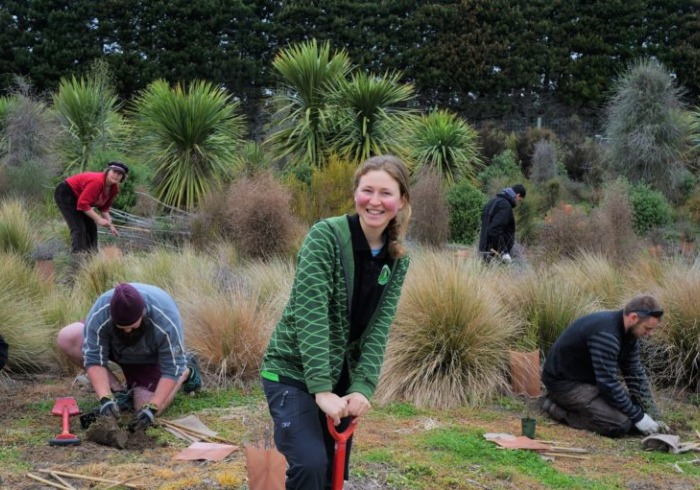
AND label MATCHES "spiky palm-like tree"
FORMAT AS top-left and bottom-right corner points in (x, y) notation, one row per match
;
(266, 40), (351, 168)
(407, 109), (482, 184)
(604, 58), (692, 198)
(326, 71), (416, 164)
(52, 62), (125, 172)
(130, 79), (246, 210)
